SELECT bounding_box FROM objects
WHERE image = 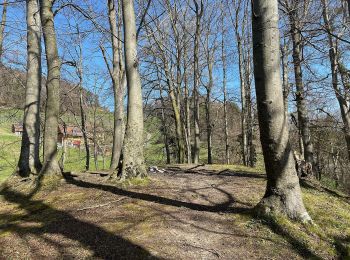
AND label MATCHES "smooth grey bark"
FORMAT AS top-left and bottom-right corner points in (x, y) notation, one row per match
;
(17, 0), (42, 177)
(251, 0), (311, 221)
(192, 0), (203, 164)
(120, 0), (147, 179)
(107, 0), (125, 171)
(40, 0), (62, 177)
(288, 7), (314, 165)
(322, 0), (350, 160)
(0, 0), (7, 61)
